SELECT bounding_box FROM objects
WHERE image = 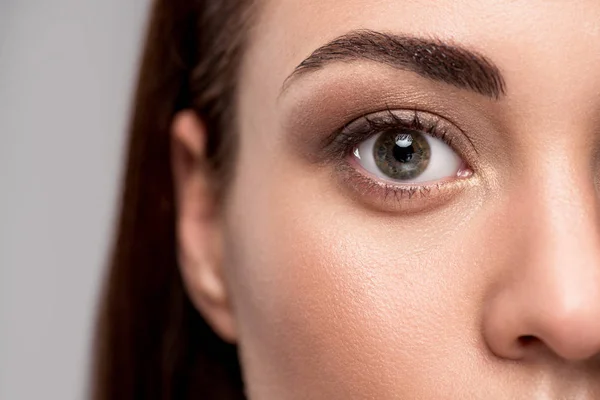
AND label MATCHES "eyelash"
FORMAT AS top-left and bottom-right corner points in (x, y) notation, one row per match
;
(331, 108), (452, 155)
(326, 108), (473, 209)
